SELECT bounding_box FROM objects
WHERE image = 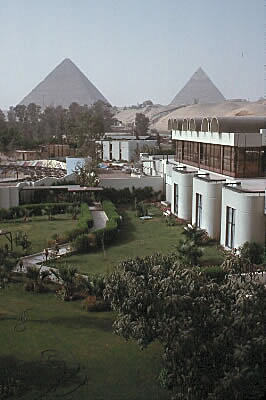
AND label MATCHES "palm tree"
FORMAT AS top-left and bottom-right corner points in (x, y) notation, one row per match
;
(51, 266), (78, 301)
(25, 266), (50, 292)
